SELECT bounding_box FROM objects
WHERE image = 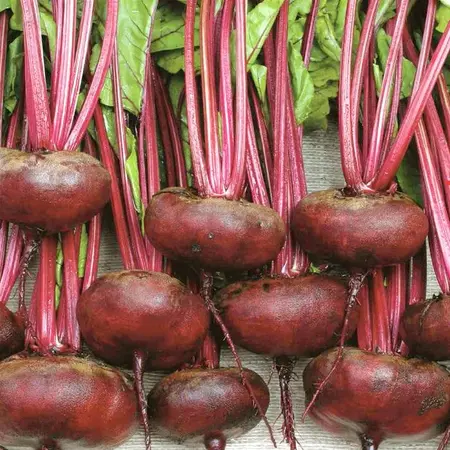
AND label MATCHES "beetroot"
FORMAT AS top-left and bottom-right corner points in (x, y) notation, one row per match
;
(401, 295), (450, 361)
(0, 148), (111, 233)
(0, 355), (138, 448)
(292, 190), (428, 268)
(0, 303), (24, 360)
(217, 274), (359, 357)
(77, 270), (209, 369)
(144, 187), (286, 271)
(303, 347), (450, 448)
(148, 368), (270, 449)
